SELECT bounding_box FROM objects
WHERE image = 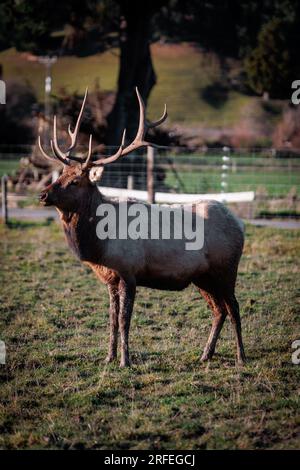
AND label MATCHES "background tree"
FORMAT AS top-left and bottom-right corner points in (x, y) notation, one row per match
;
(0, 0), (166, 145)
(1, 0), (300, 137)
(244, 16), (300, 99)
(107, 0), (165, 144)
